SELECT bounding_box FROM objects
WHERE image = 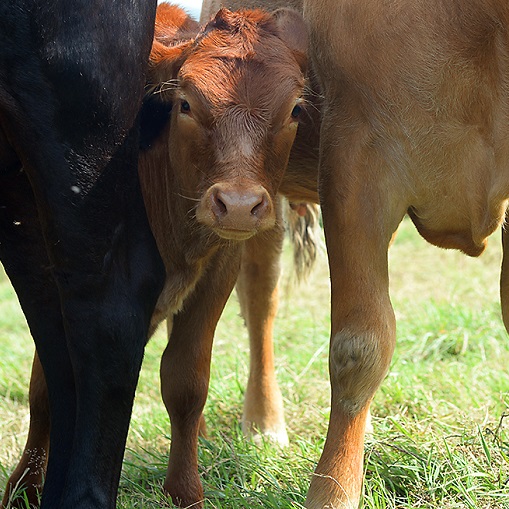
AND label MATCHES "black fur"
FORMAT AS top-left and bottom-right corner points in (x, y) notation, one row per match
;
(0, 1), (165, 508)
